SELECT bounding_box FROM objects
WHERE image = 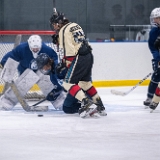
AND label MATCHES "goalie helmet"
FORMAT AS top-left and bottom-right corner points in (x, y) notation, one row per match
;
(150, 7), (160, 27)
(28, 35), (42, 58)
